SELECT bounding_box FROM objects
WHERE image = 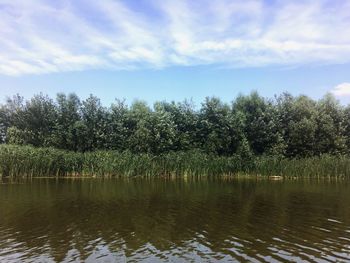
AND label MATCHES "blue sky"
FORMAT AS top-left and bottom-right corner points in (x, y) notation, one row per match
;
(1, 0), (350, 105)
